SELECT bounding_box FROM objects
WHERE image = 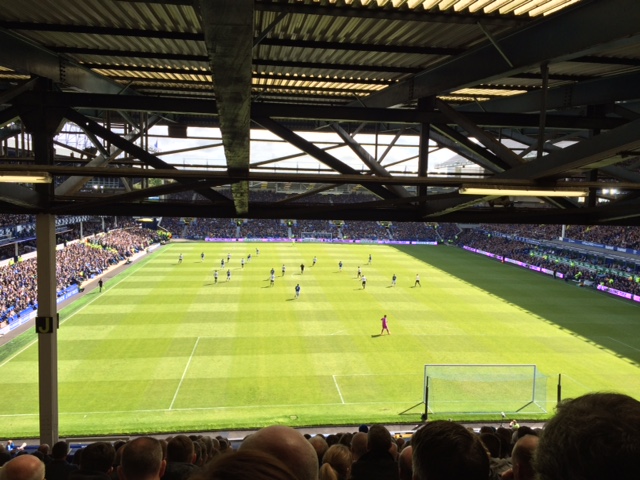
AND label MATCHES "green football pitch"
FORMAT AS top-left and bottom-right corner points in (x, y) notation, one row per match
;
(1, 242), (639, 438)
